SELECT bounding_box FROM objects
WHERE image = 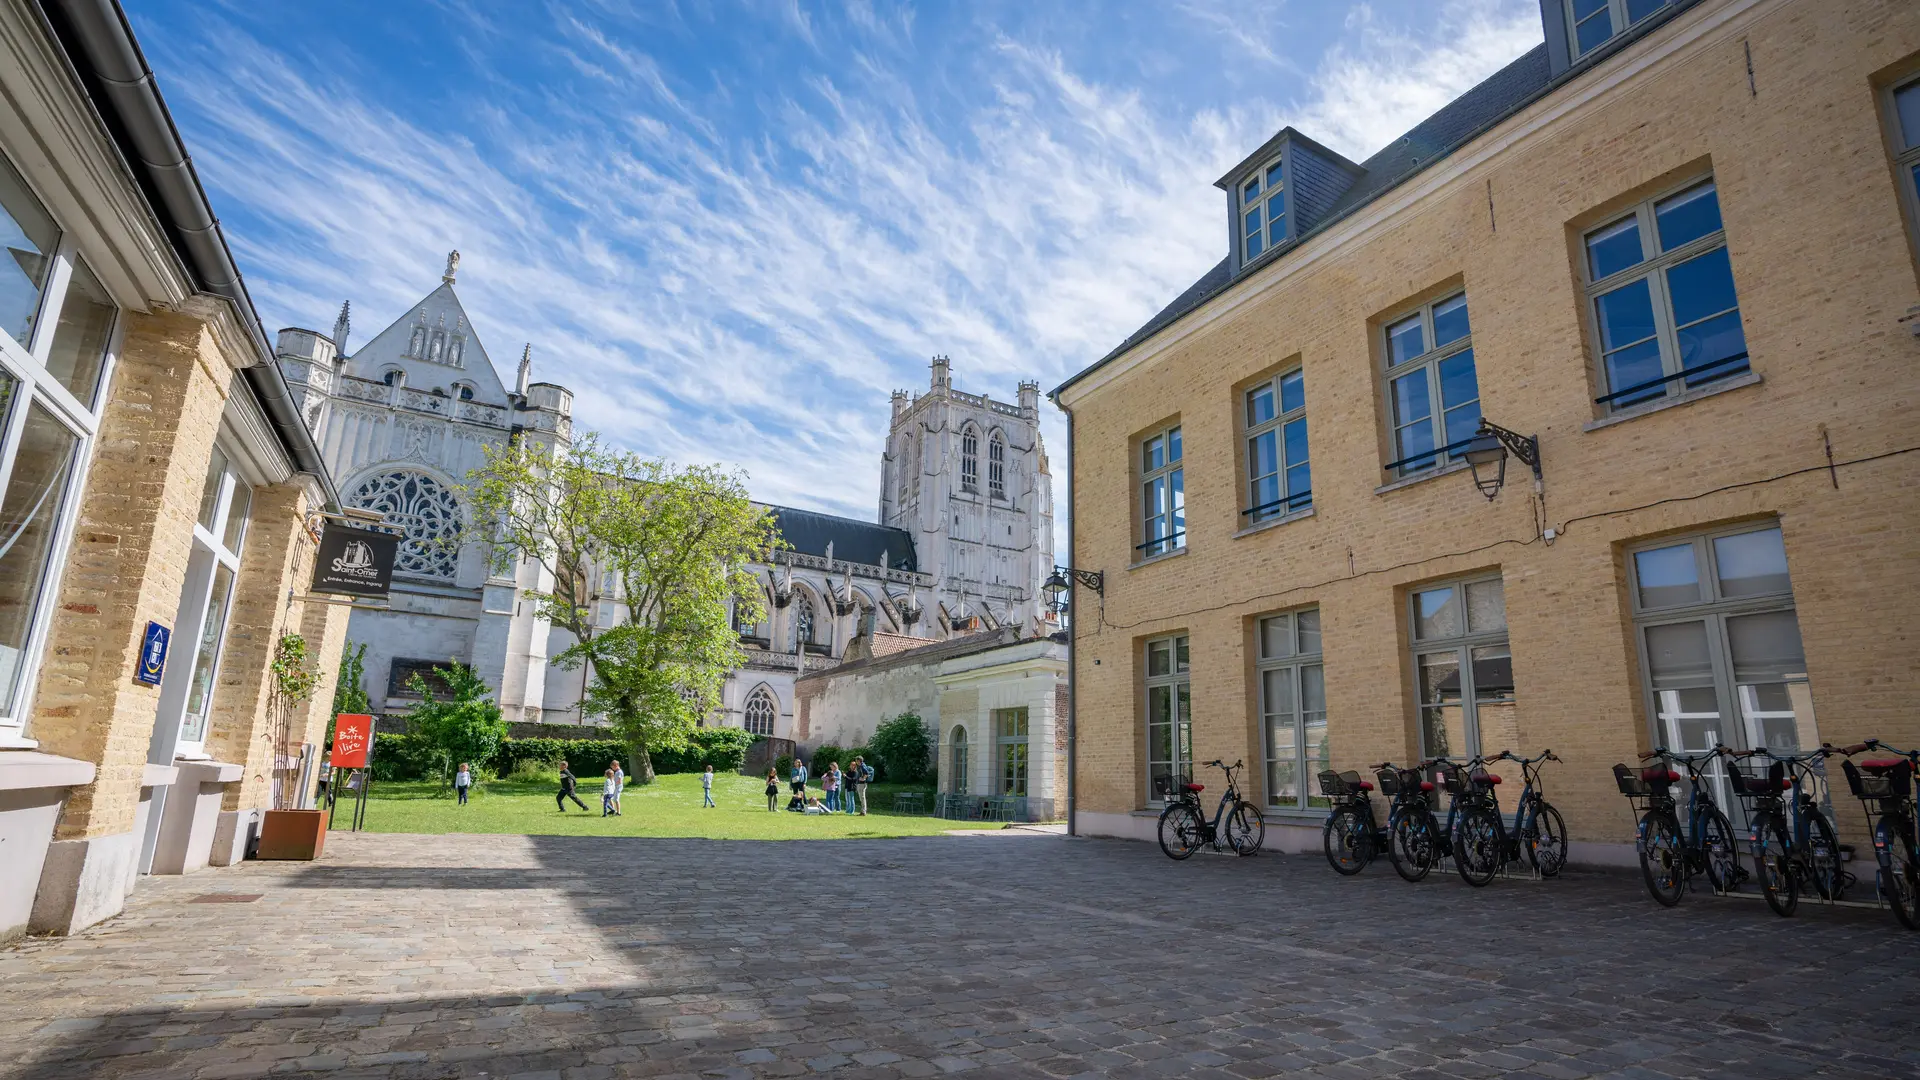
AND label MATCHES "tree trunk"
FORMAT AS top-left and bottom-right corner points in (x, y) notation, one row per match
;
(629, 744), (656, 785)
